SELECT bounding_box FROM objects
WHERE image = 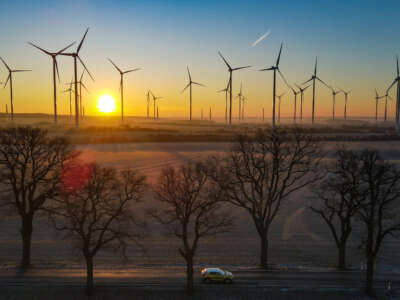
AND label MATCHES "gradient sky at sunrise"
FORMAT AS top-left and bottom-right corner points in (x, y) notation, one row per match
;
(1, 0), (400, 119)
